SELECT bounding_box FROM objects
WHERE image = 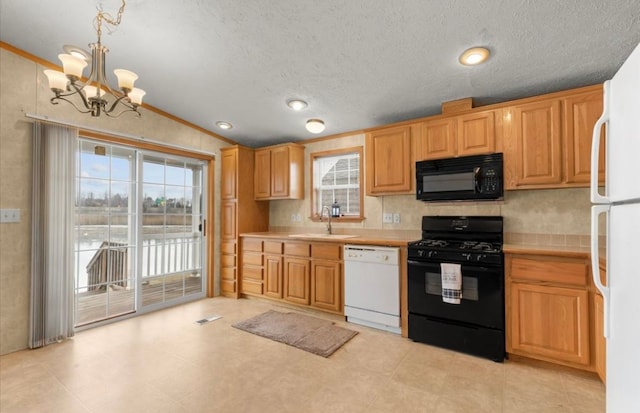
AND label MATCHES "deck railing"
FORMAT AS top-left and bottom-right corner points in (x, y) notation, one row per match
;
(86, 232), (202, 289)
